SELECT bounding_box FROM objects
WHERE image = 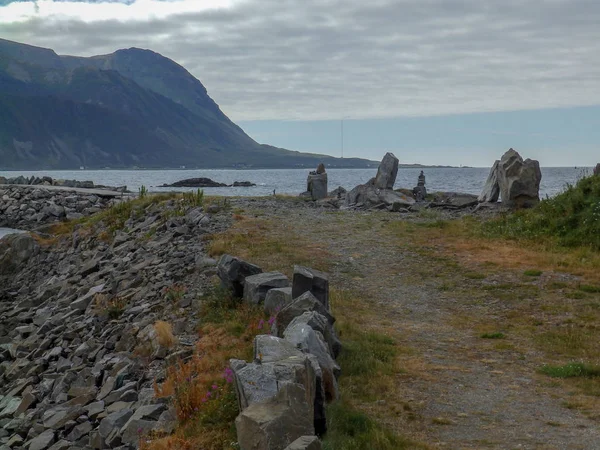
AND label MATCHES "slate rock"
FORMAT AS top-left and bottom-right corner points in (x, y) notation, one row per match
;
(243, 272), (290, 305)
(217, 254), (263, 298)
